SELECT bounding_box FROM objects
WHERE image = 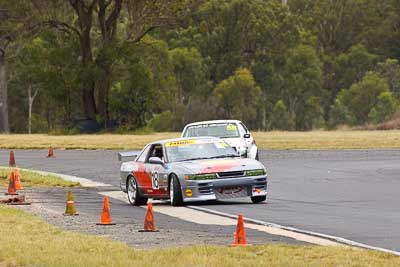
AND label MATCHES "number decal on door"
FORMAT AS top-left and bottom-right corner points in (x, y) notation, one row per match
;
(151, 171), (159, 189)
